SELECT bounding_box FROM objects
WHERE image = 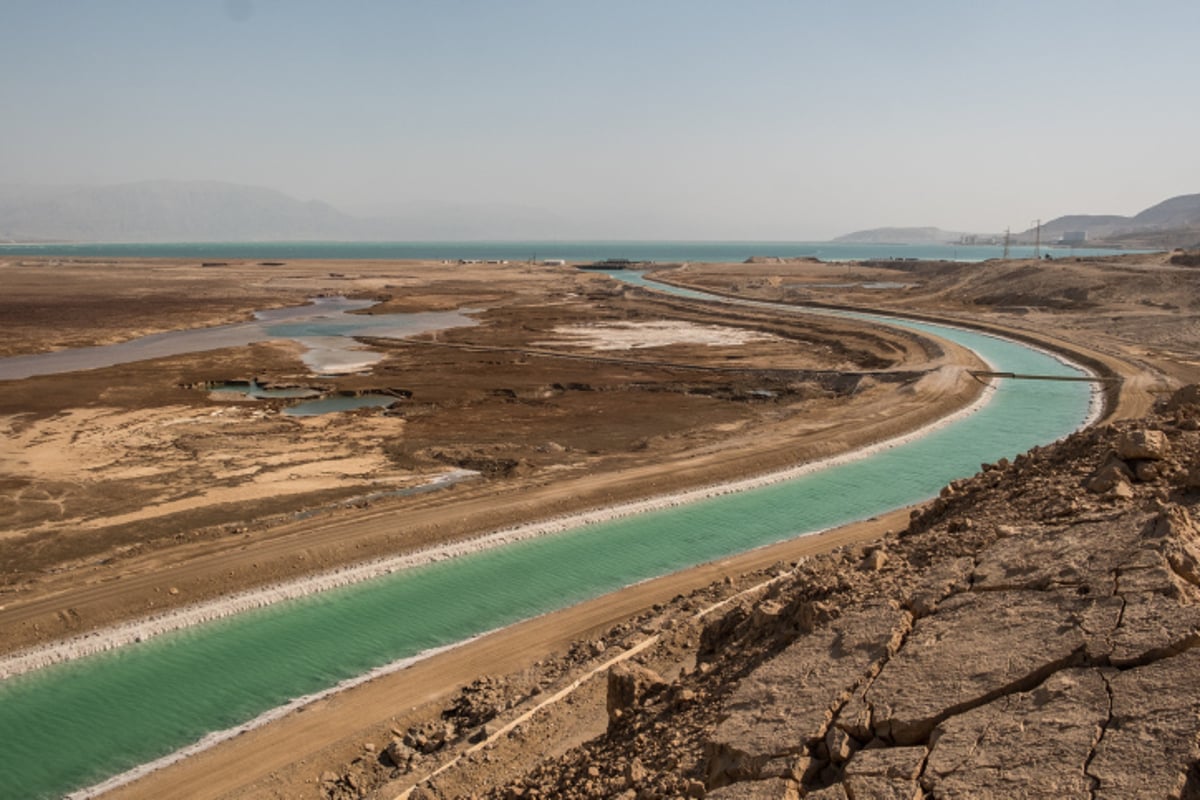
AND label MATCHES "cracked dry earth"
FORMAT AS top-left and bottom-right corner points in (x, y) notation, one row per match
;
(389, 385), (1200, 800)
